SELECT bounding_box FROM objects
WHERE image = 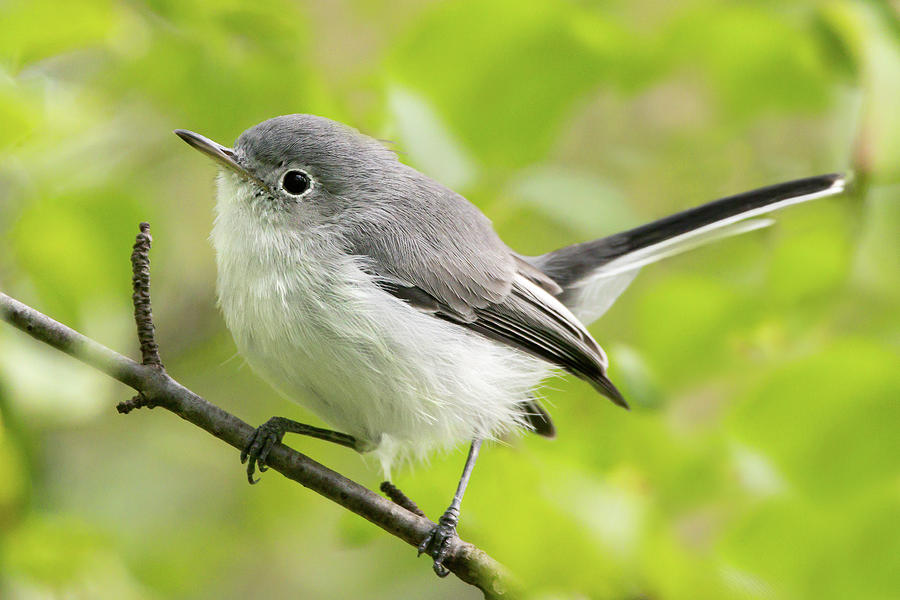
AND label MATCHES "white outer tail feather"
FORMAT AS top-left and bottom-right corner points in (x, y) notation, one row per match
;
(568, 175), (847, 325)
